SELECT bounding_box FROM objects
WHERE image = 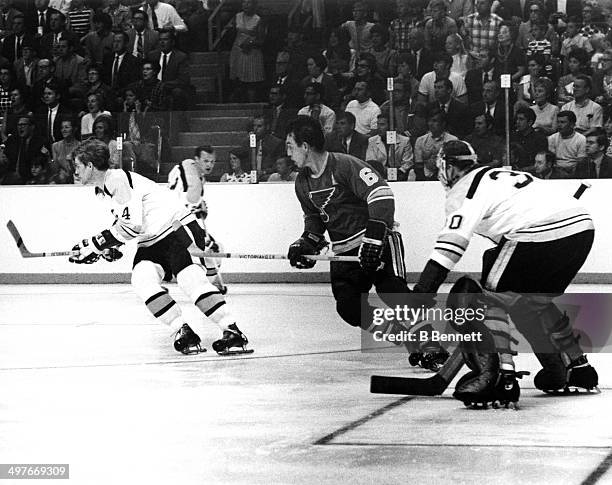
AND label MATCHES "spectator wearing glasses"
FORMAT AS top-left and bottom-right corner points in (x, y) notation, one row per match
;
(517, 1), (558, 52)
(577, 129), (612, 178)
